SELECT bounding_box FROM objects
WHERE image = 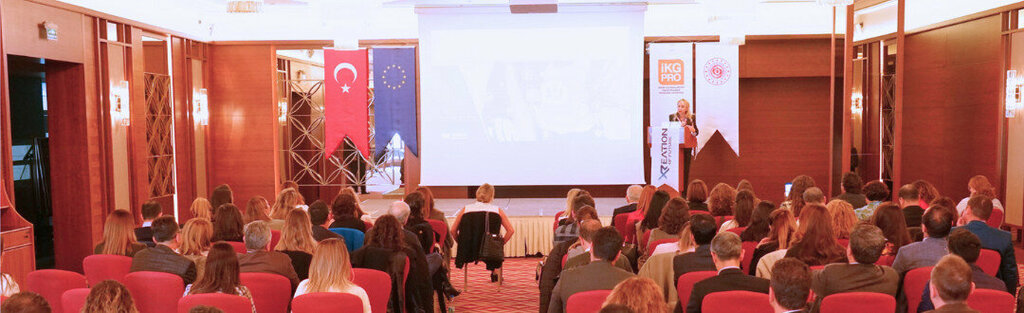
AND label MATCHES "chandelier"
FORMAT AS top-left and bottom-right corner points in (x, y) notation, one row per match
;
(227, 0), (263, 13)
(816, 0), (854, 6)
